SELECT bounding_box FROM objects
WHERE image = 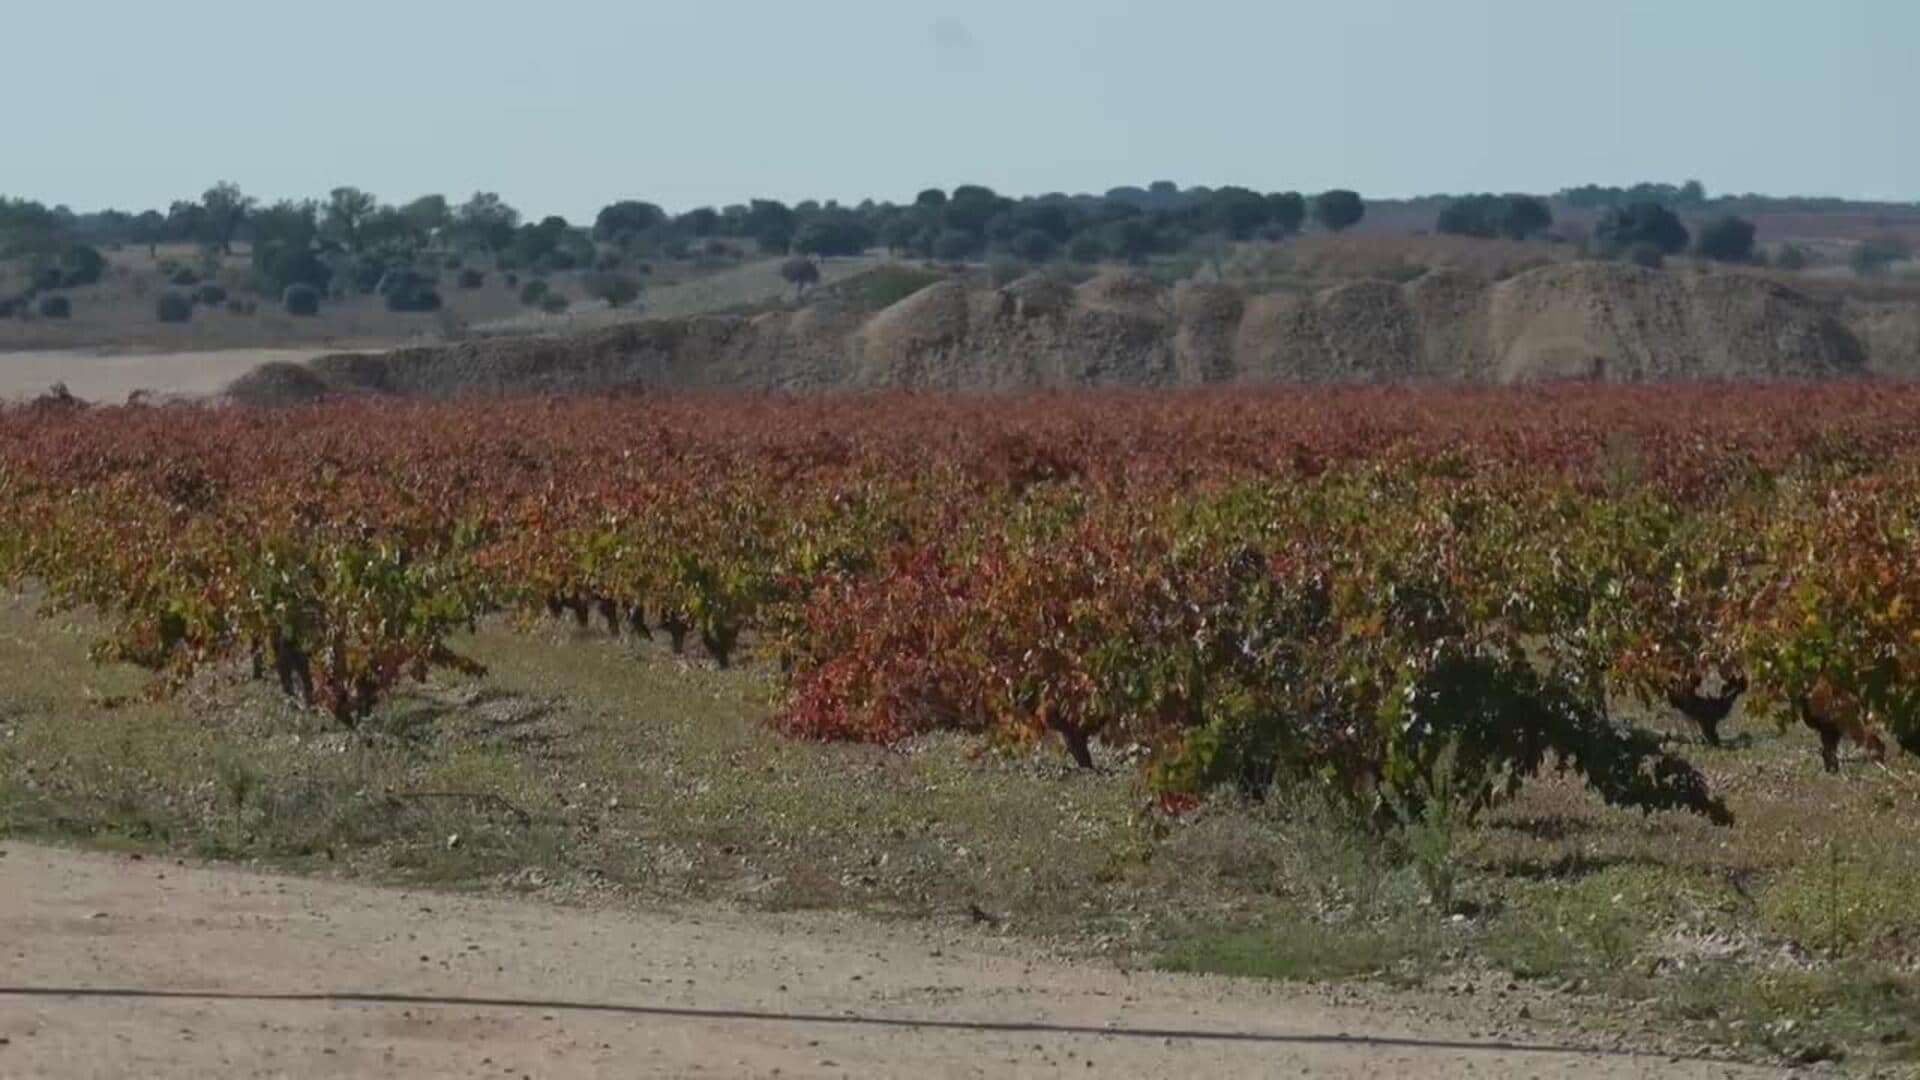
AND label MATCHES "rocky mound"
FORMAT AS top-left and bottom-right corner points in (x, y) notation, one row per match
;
(1486, 263), (1864, 382)
(245, 264), (1882, 402)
